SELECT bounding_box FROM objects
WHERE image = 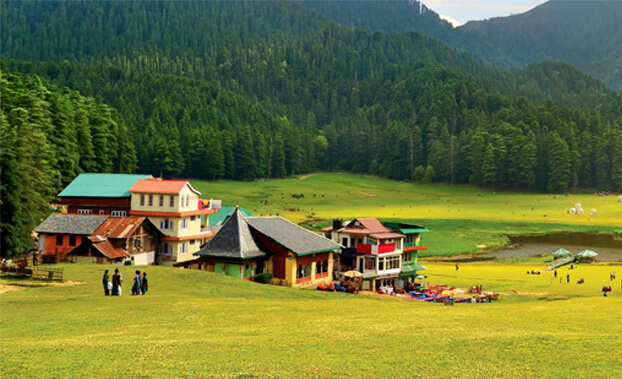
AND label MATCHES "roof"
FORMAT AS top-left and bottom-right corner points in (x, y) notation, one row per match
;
(195, 208), (266, 260)
(209, 206), (255, 226)
(382, 222), (429, 234)
(57, 173), (152, 198)
(246, 217), (342, 256)
(34, 213), (108, 235)
(87, 236), (130, 259)
(91, 217), (147, 239)
(129, 179), (200, 195)
(369, 232), (405, 239)
(336, 218), (399, 236)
